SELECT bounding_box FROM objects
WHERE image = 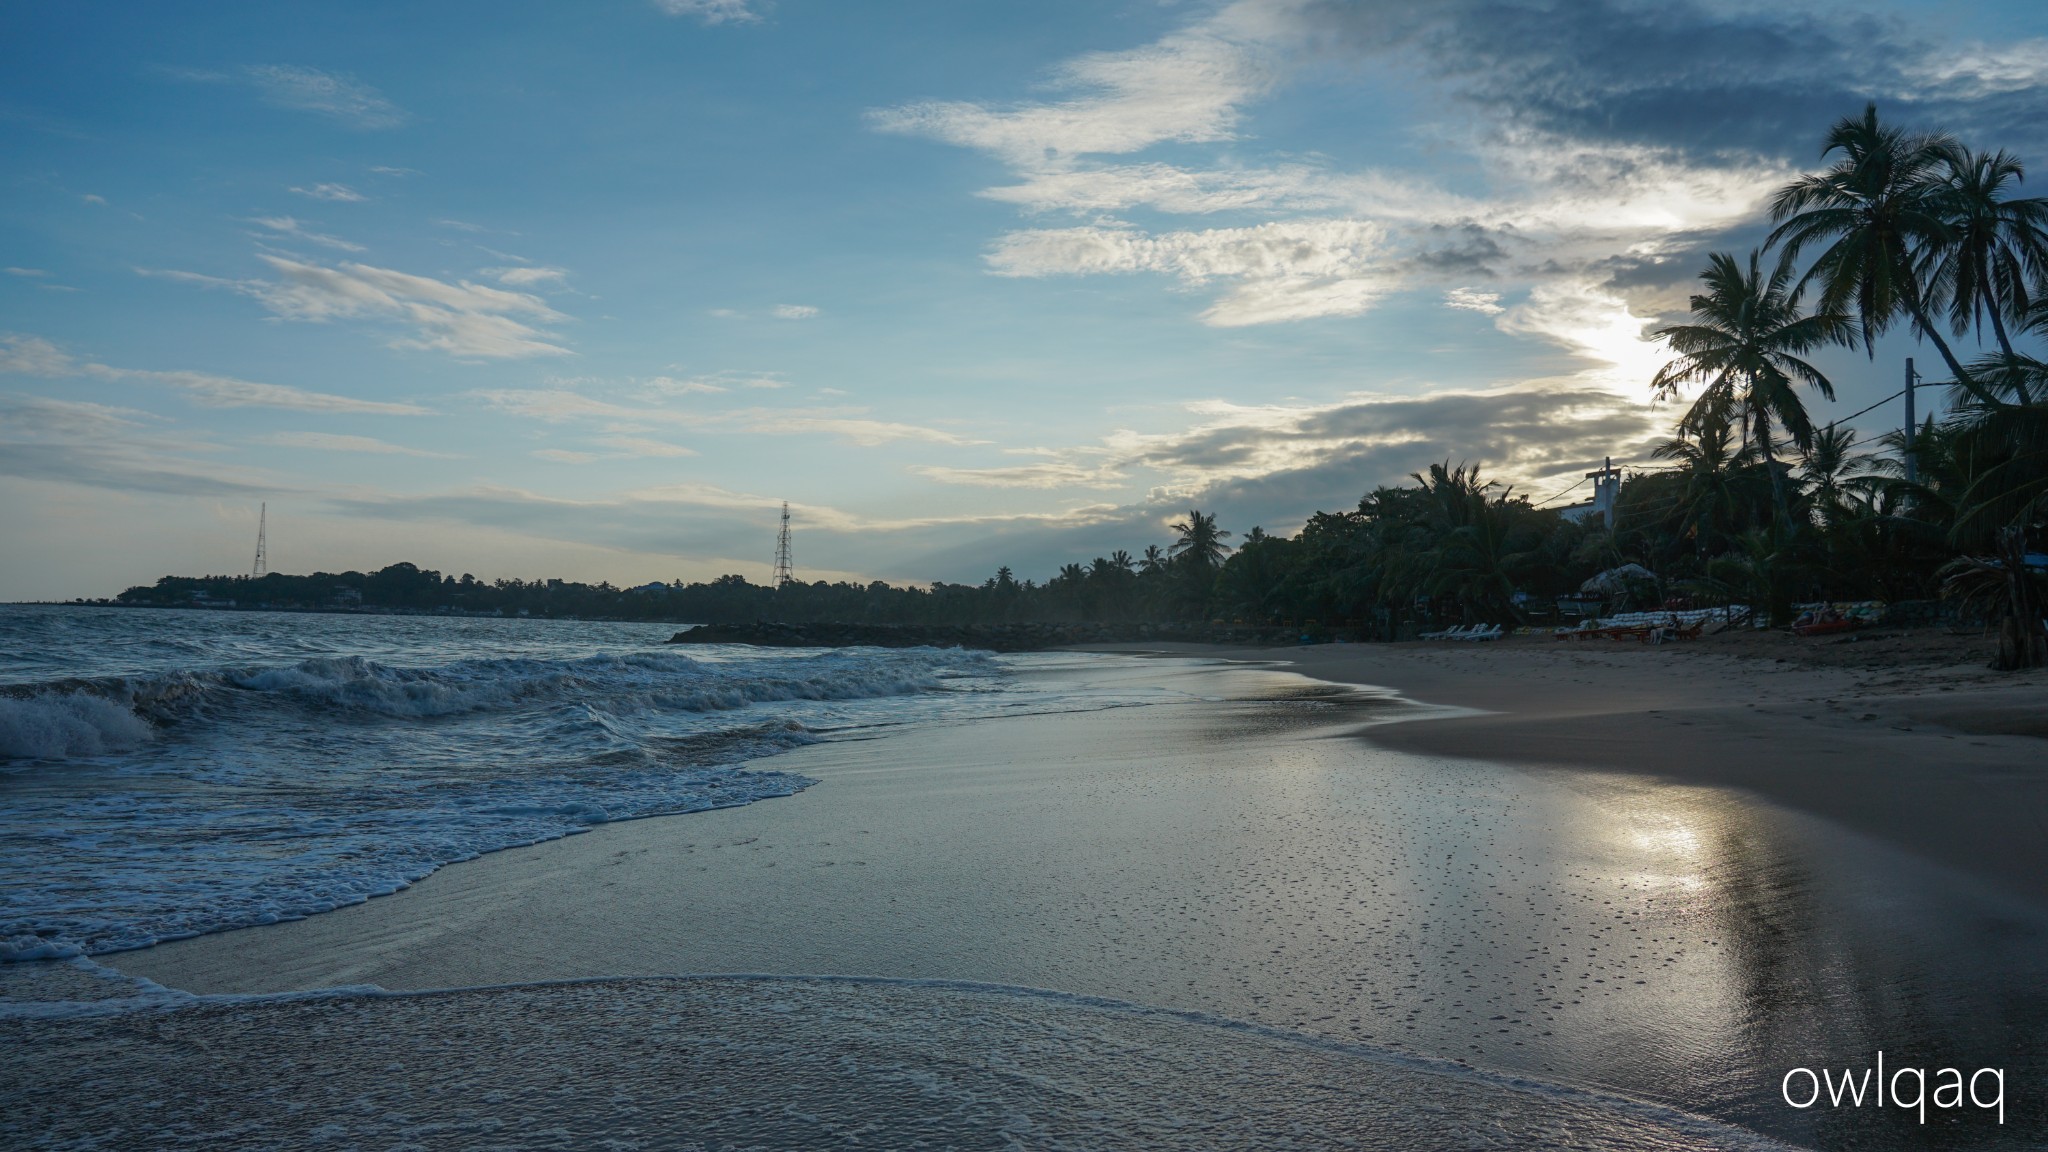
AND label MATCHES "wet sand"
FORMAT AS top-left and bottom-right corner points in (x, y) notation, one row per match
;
(107, 655), (2048, 1149)
(1150, 638), (2048, 906)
